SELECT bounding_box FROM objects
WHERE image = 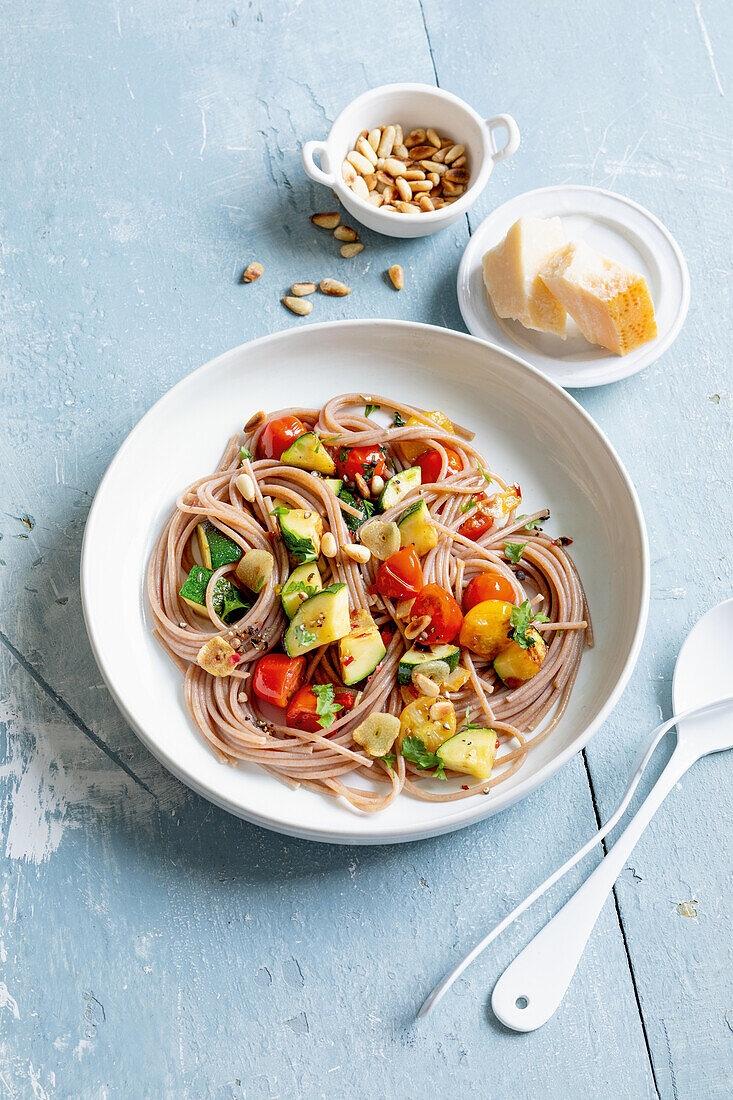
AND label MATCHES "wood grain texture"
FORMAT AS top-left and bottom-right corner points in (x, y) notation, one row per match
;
(0, 0), (730, 1095)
